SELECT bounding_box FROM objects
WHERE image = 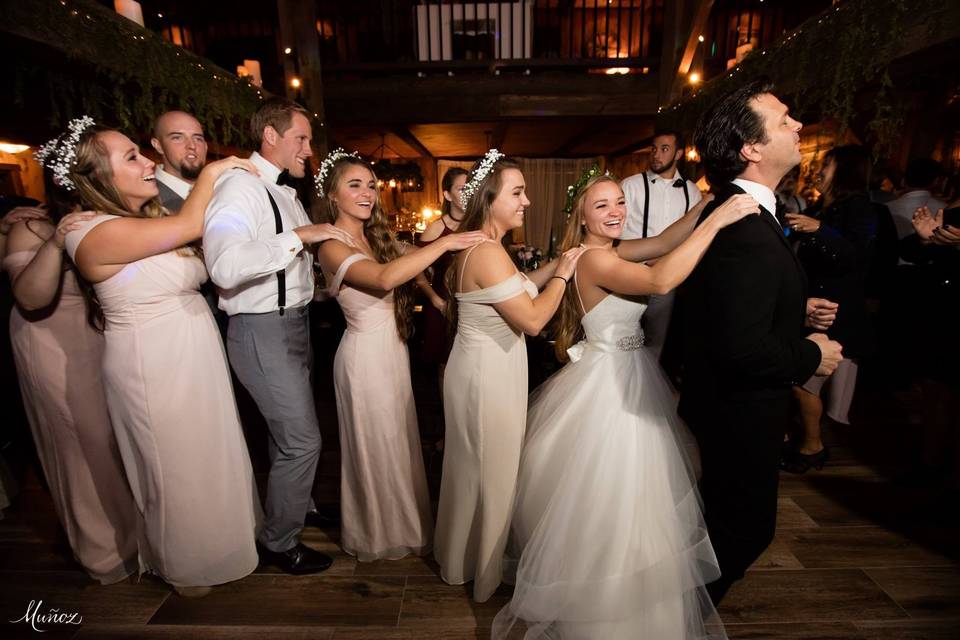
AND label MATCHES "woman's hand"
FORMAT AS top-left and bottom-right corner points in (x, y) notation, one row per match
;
(711, 194), (760, 229)
(296, 223), (354, 245)
(53, 211), (98, 248)
(911, 206), (940, 242)
(1, 206), (49, 235)
(197, 156), (260, 186)
(553, 246), (588, 281)
(441, 231), (489, 252)
(784, 212), (821, 234)
(430, 294), (447, 313)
